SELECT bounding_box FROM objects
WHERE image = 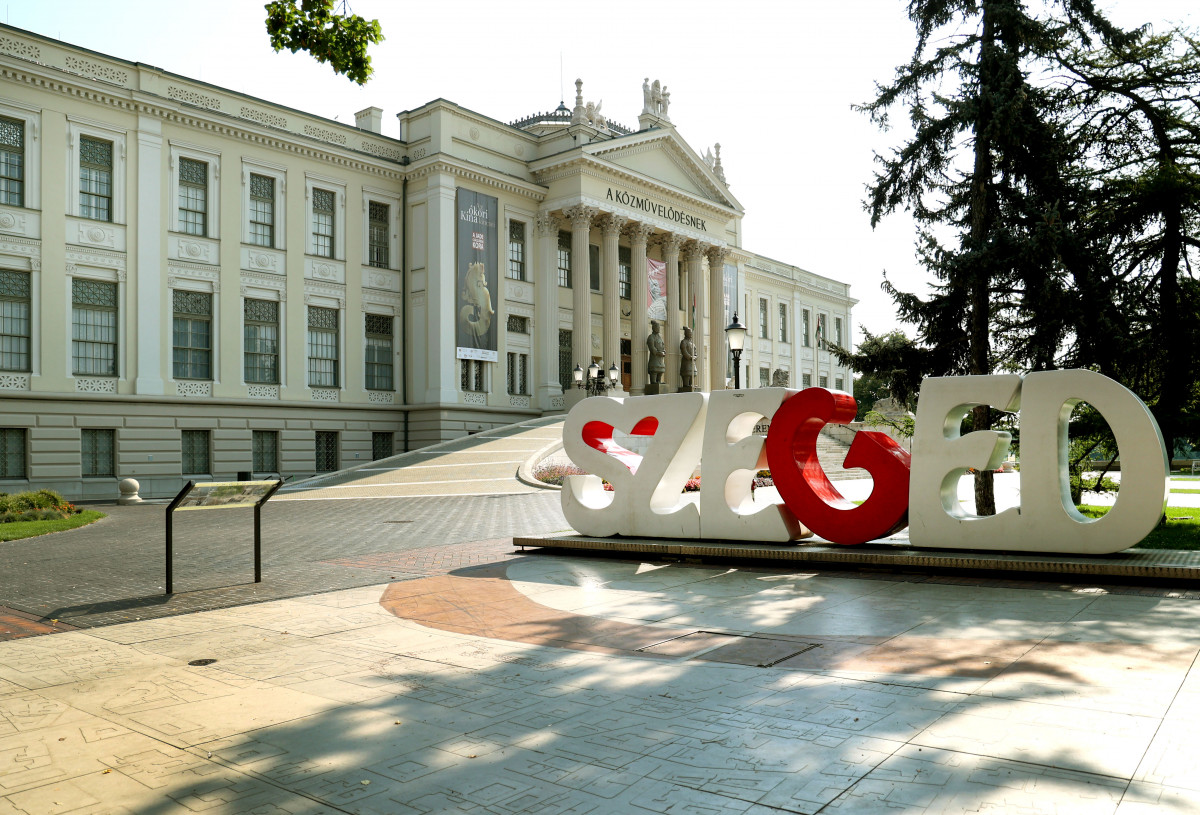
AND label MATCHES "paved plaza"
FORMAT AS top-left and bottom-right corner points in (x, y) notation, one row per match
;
(1, 420), (1200, 812)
